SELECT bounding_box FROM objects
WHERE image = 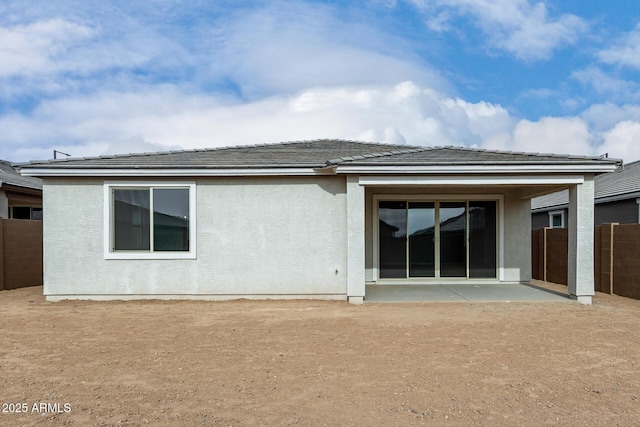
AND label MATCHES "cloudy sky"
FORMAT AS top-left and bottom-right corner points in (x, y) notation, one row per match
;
(2, 0), (640, 163)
